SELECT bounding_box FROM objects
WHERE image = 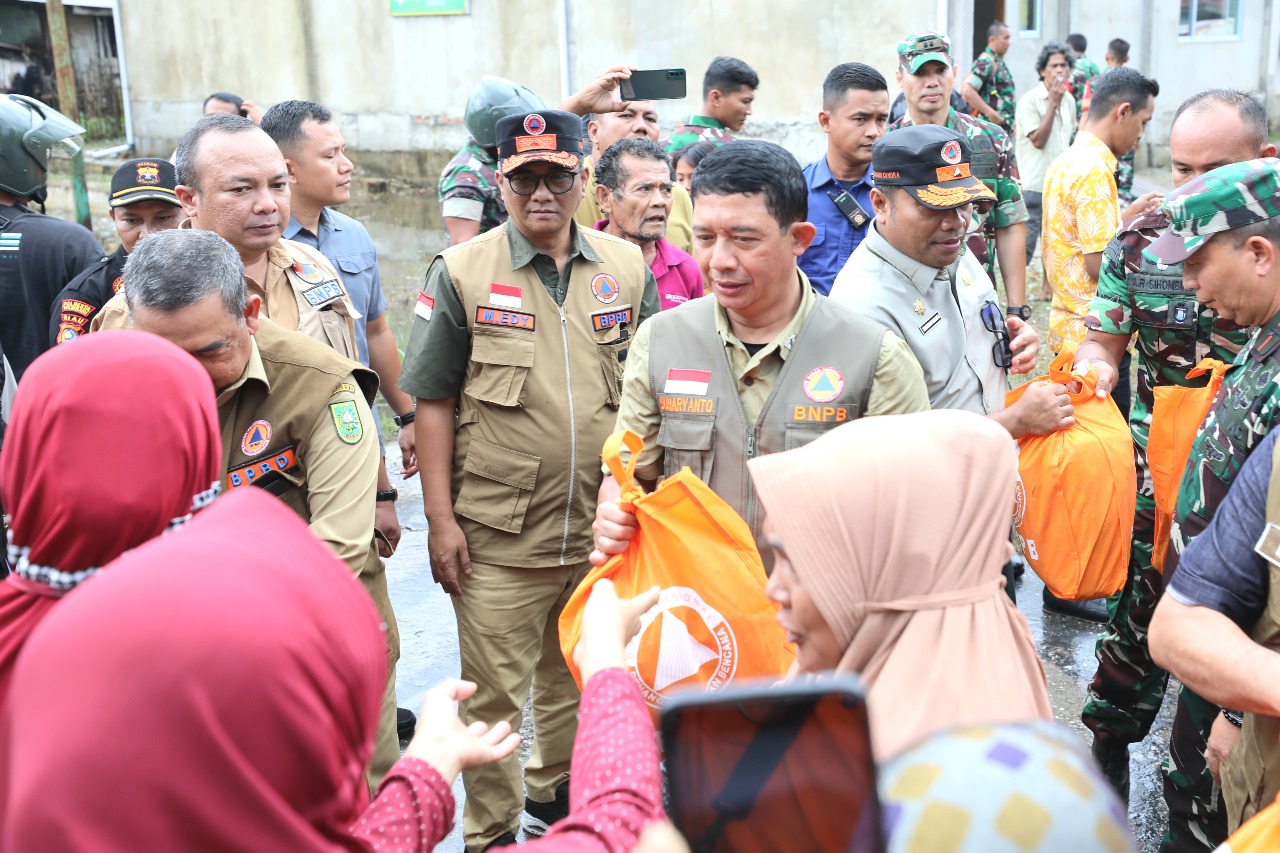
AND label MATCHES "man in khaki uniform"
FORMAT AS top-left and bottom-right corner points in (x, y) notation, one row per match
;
(122, 229), (400, 787)
(591, 140), (930, 564)
(574, 99), (695, 254)
(398, 109), (659, 852)
(93, 114), (358, 359)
